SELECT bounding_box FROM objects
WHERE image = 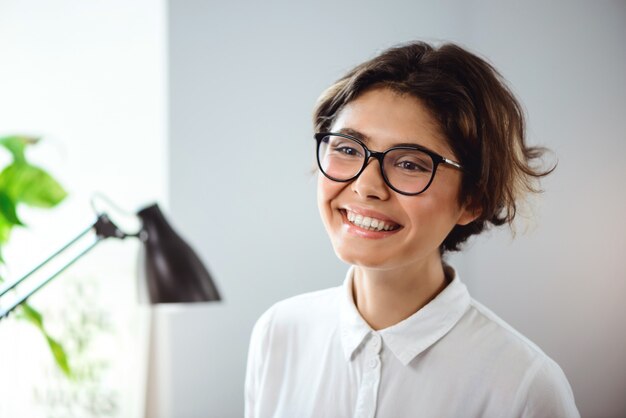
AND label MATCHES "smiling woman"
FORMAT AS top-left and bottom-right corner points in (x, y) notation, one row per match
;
(316, 89), (475, 278)
(245, 41), (580, 418)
